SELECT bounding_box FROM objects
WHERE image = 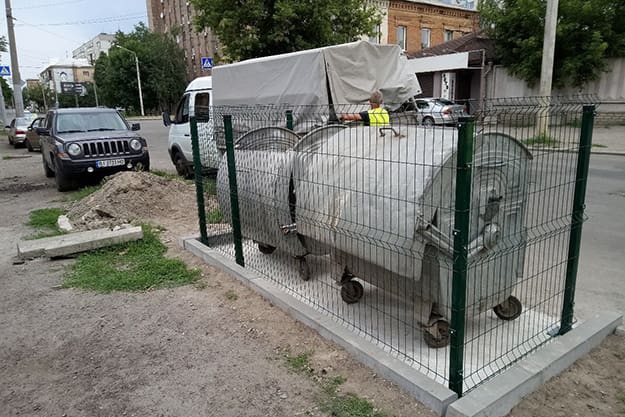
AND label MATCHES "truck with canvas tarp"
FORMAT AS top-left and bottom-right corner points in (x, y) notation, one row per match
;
(165, 40), (422, 176)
